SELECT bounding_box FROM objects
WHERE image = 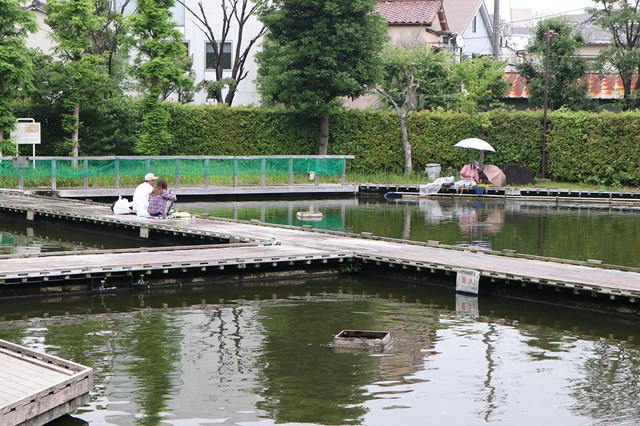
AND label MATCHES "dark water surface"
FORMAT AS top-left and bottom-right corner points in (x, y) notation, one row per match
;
(1, 196), (640, 425)
(179, 196), (640, 267)
(2, 278), (640, 426)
